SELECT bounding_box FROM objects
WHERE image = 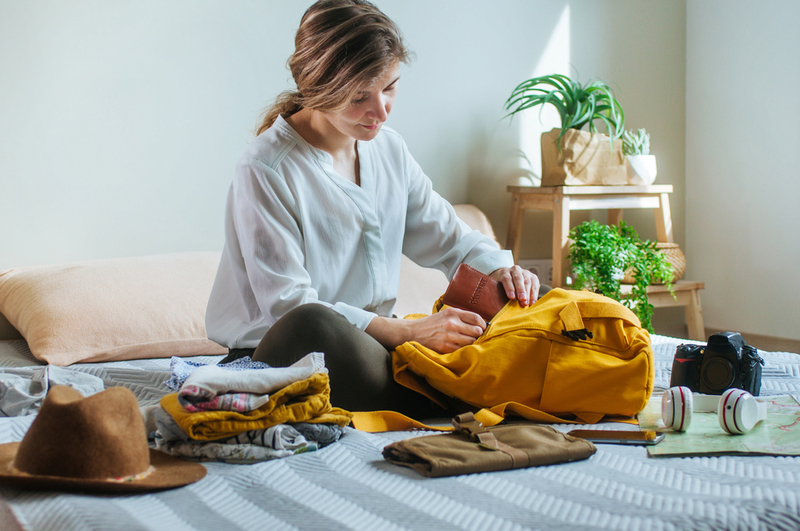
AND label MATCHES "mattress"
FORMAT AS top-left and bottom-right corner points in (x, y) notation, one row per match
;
(1, 335), (800, 531)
